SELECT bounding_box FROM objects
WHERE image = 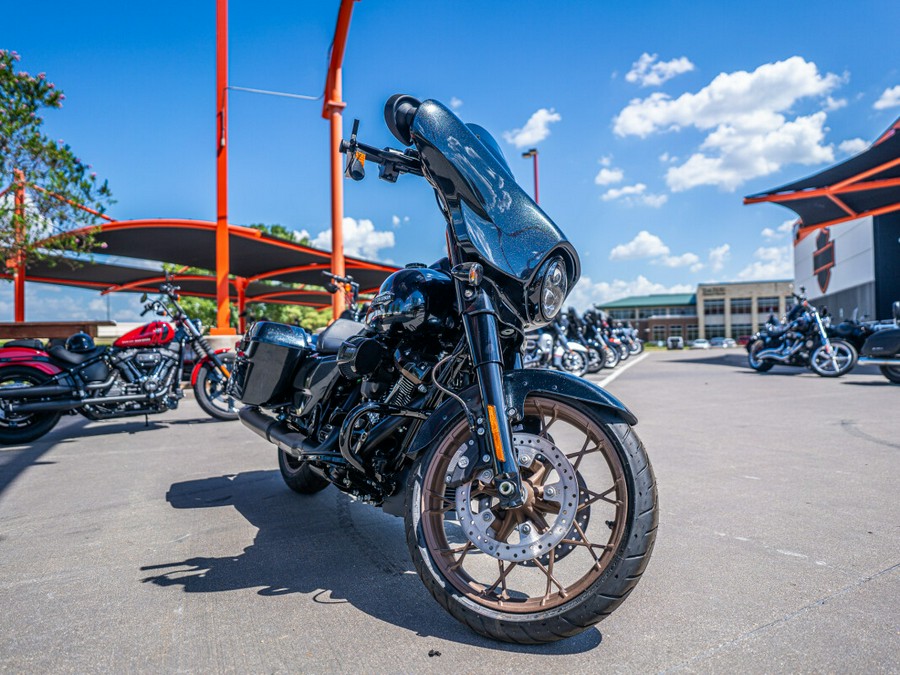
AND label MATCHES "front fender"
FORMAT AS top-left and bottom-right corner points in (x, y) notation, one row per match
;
(189, 348), (231, 386)
(406, 368), (637, 458)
